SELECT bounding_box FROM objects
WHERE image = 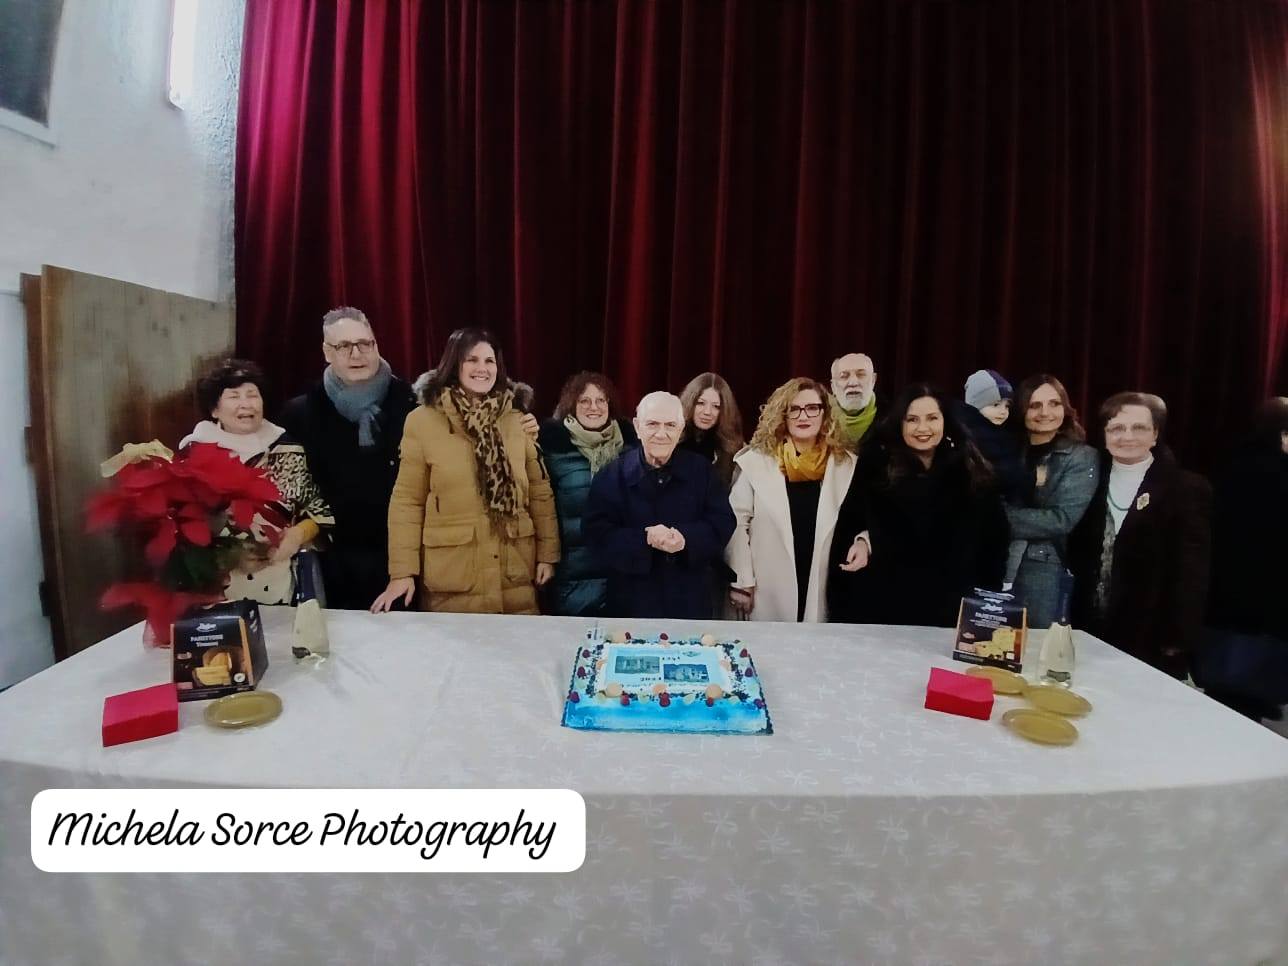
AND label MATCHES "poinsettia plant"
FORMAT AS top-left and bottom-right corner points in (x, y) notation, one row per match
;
(86, 441), (287, 645)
